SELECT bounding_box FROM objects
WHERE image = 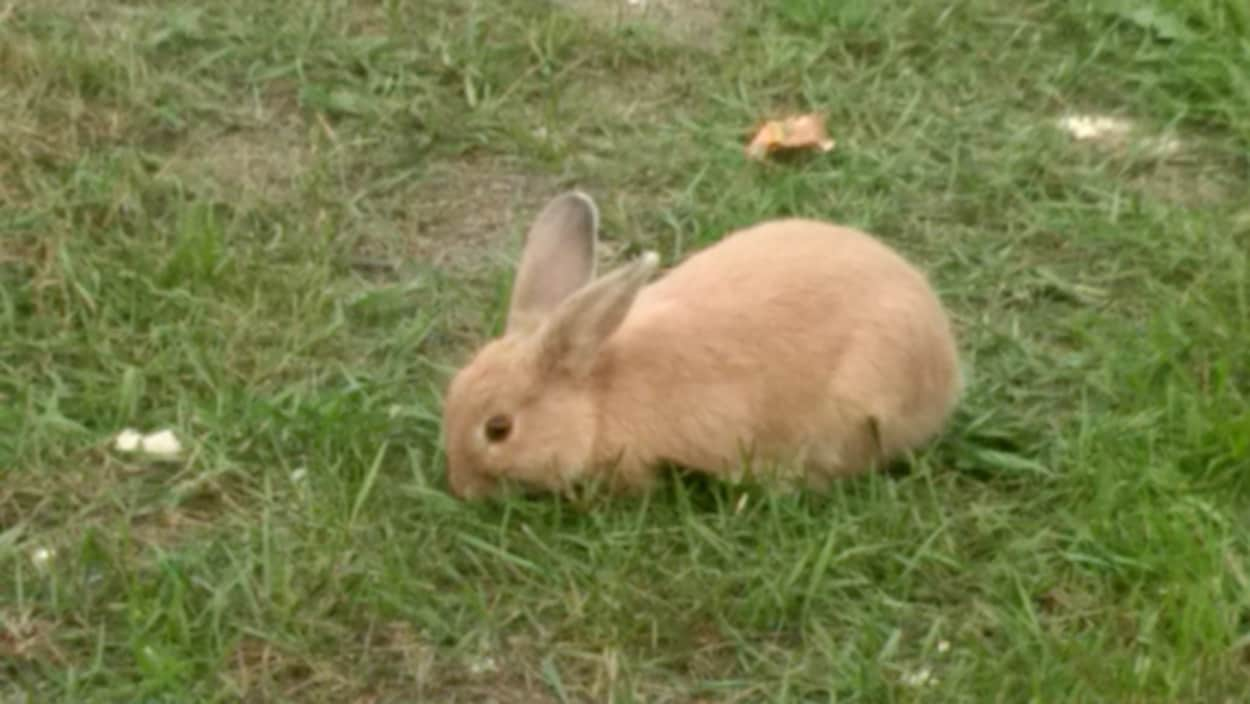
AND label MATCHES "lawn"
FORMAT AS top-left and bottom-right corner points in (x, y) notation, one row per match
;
(2, 0), (1249, 701)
